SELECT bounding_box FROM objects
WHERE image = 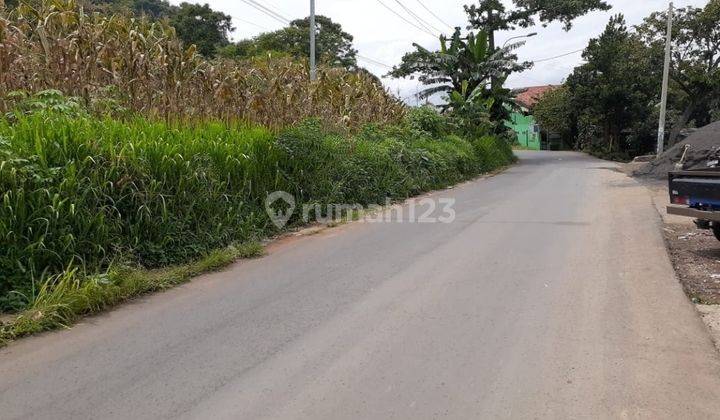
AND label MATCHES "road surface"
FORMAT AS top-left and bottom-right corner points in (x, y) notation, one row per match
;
(2, 151), (720, 419)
